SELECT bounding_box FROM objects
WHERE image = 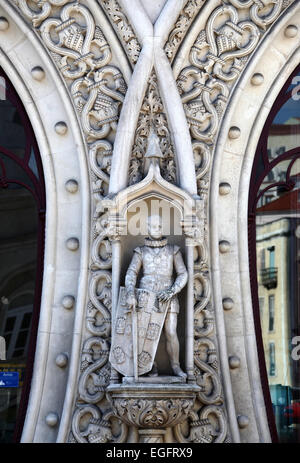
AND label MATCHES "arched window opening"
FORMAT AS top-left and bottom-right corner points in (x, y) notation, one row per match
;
(0, 69), (45, 443)
(249, 65), (300, 443)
